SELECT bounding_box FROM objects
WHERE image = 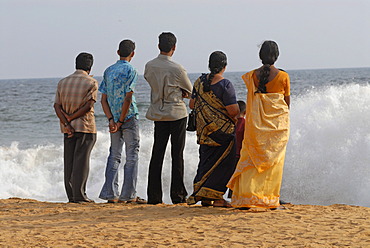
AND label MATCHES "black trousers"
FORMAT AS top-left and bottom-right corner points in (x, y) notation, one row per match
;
(147, 117), (188, 204)
(64, 132), (96, 202)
